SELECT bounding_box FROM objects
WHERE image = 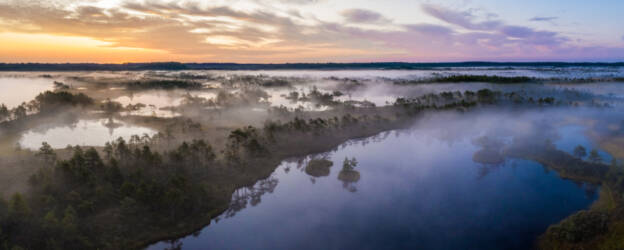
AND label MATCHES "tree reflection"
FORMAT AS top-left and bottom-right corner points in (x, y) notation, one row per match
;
(338, 157), (361, 192)
(161, 240), (183, 250)
(224, 177), (279, 218)
(476, 164), (503, 179)
(471, 136), (506, 178)
(102, 117), (122, 135)
(304, 158), (333, 177)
